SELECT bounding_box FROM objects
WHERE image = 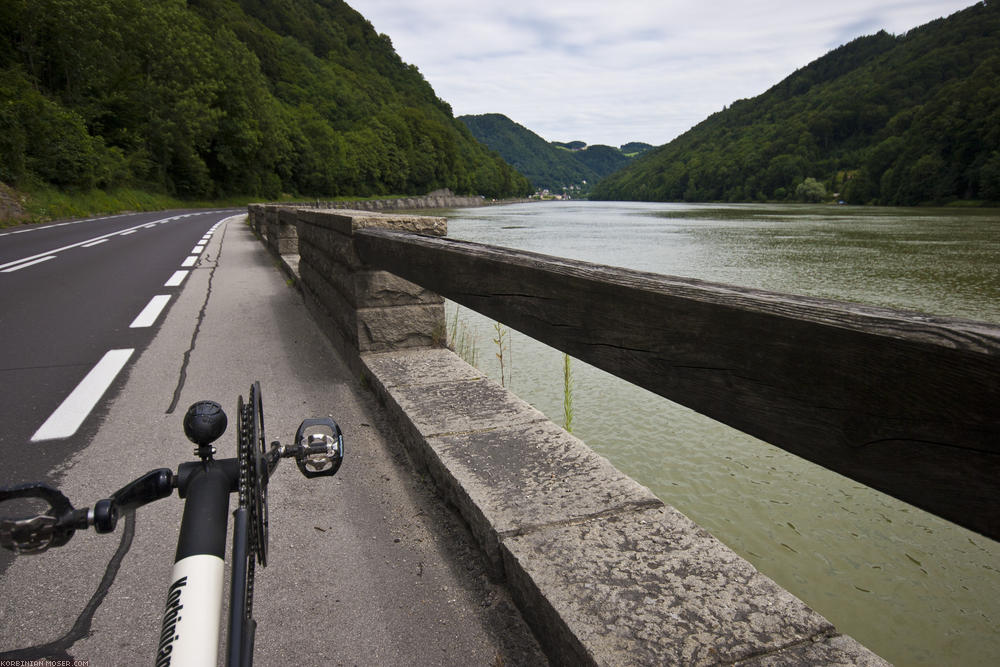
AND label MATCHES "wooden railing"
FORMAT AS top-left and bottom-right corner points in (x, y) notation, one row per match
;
(354, 227), (1000, 541)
